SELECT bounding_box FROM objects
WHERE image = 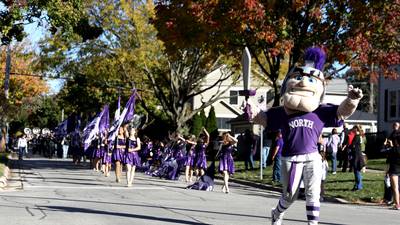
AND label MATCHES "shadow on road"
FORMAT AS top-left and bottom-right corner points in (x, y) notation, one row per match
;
(0, 193), (268, 220)
(39, 205), (206, 225)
